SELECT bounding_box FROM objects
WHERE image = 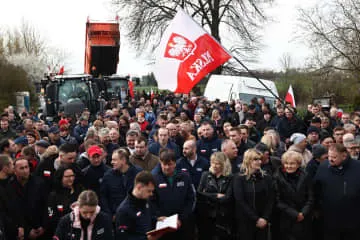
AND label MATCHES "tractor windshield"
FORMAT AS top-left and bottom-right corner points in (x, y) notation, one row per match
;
(58, 80), (91, 105)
